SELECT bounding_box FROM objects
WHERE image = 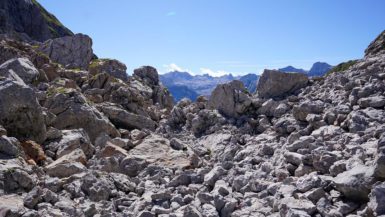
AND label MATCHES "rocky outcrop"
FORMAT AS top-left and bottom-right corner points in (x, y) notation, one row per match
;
(0, 0), (73, 42)
(89, 58), (128, 81)
(208, 80), (251, 117)
(365, 30), (385, 57)
(133, 66), (159, 86)
(97, 103), (157, 131)
(44, 89), (119, 142)
(39, 34), (93, 69)
(256, 69), (308, 98)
